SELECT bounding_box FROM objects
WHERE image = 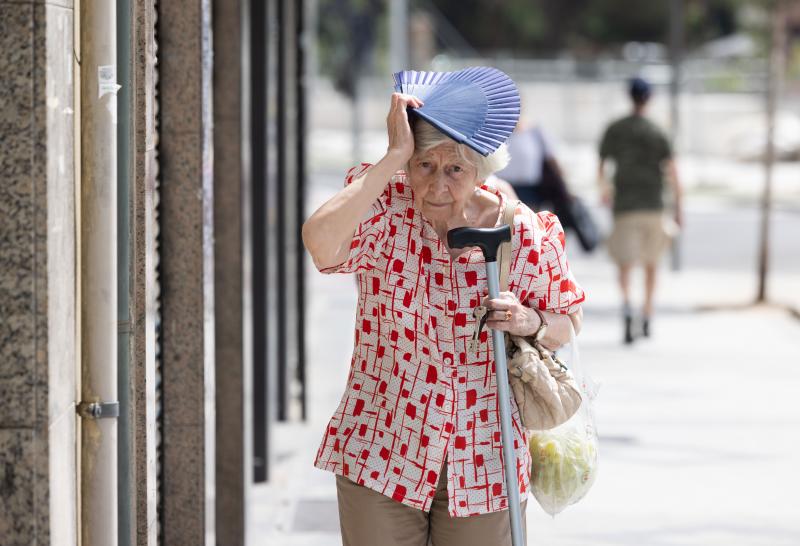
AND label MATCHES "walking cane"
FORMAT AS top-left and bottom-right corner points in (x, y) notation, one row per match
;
(448, 224), (524, 546)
